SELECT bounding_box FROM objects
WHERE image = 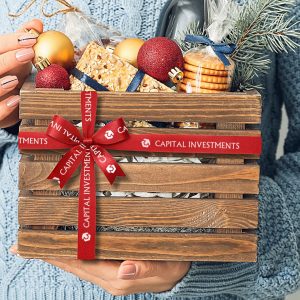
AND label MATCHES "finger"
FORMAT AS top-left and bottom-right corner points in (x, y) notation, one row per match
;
(0, 76), (19, 97)
(0, 32), (37, 54)
(18, 19), (43, 34)
(0, 95), (20, 120)
(0, 48), (35, 76)
(117, 261), (191, 281)
(118, 261), (160, 280)
(10, 244), (18, 255)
